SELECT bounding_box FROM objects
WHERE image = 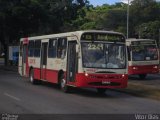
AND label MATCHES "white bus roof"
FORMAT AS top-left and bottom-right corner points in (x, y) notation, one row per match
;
(20, 30), (124, 41)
